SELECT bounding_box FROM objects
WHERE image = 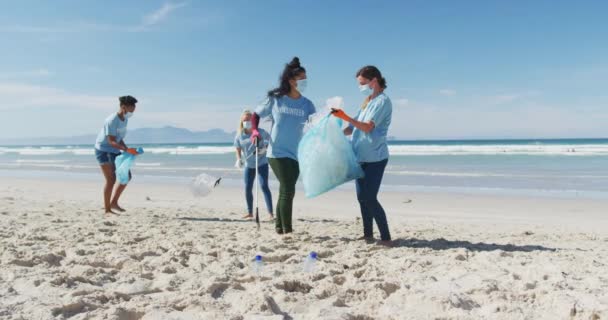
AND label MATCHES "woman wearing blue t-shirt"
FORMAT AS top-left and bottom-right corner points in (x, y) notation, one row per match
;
(94, 95), (139, 215)
(234, 109), (274, 221)
(332, 66), (393, 245)
(250, 57), (316, 235)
